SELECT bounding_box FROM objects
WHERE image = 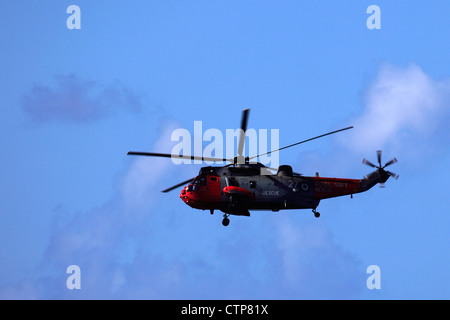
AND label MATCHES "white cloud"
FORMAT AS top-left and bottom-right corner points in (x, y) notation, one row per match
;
(343, 63), (450, 155)
(274, 217), (363, 298)
(22, 74), (143, 123)
(120, 120), (185, 214)
(0, 119), (187, 299)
